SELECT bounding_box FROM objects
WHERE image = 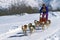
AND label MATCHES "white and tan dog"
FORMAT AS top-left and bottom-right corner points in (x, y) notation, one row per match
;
(22, 25), (27, 35)
(28, 23), (35, 34)
(41, 20), (51, 30)
(45, 20), (51, 27)
(34, 20), (40, 27)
